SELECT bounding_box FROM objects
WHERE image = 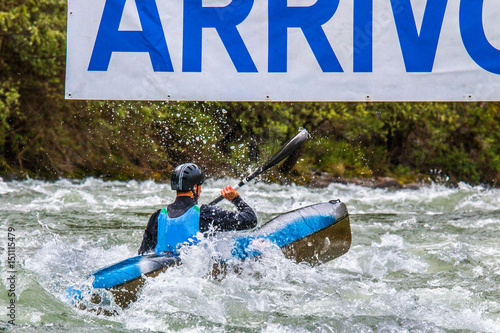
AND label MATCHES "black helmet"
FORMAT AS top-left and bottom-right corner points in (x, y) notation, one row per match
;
(171, 163), (205, 192)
